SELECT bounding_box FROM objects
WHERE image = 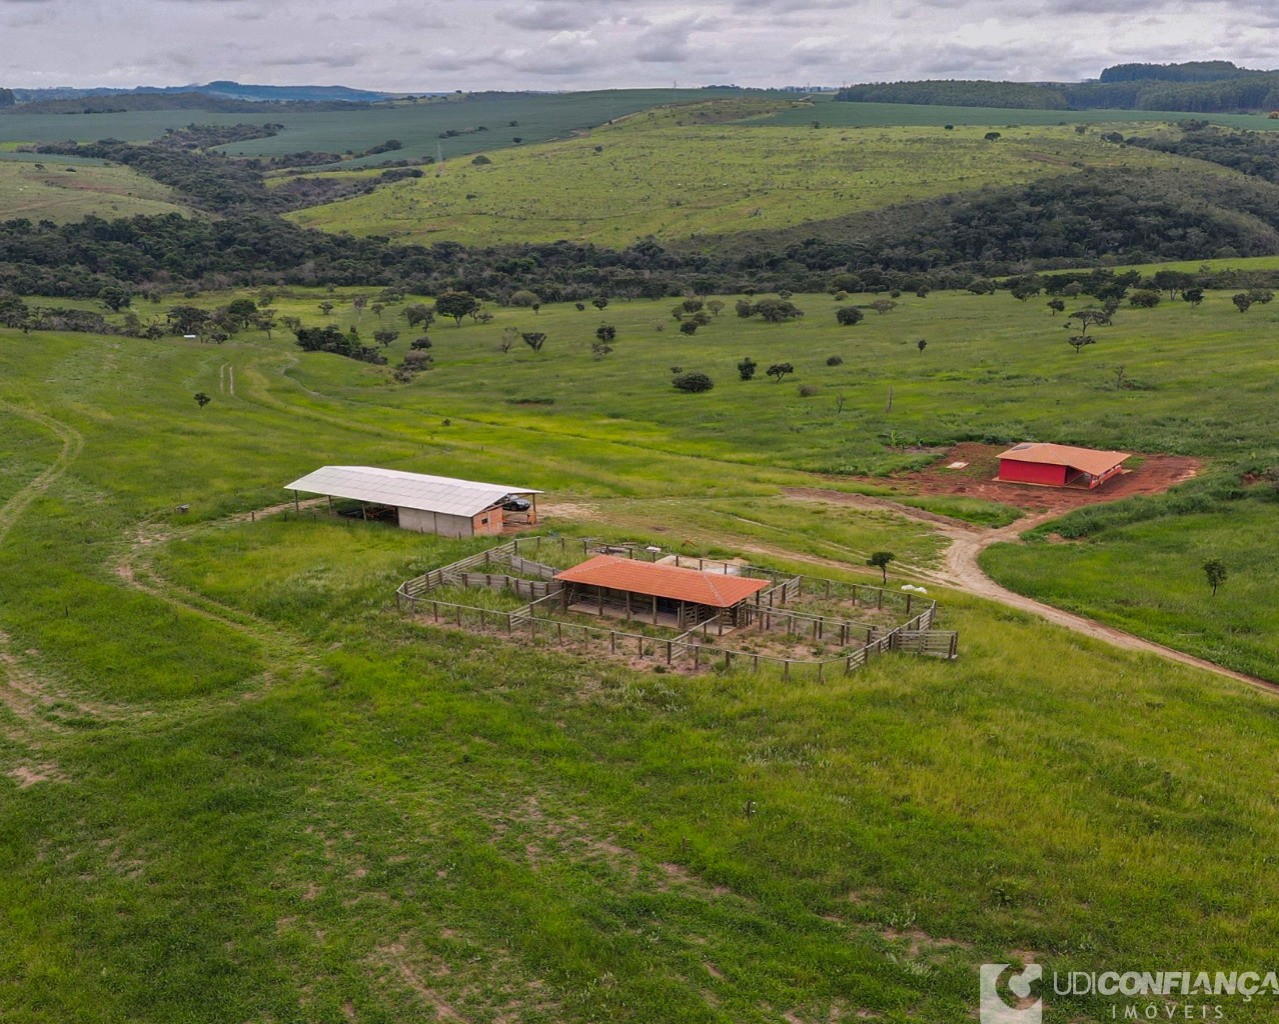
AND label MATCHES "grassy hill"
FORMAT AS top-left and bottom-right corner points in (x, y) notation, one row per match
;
(0, 90), (783, 169)
(0, 156), (191, 223)
(3, 283), (1279, 1020)
(285, 118), (1232, 248)
(752, 94), (1279, 131)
